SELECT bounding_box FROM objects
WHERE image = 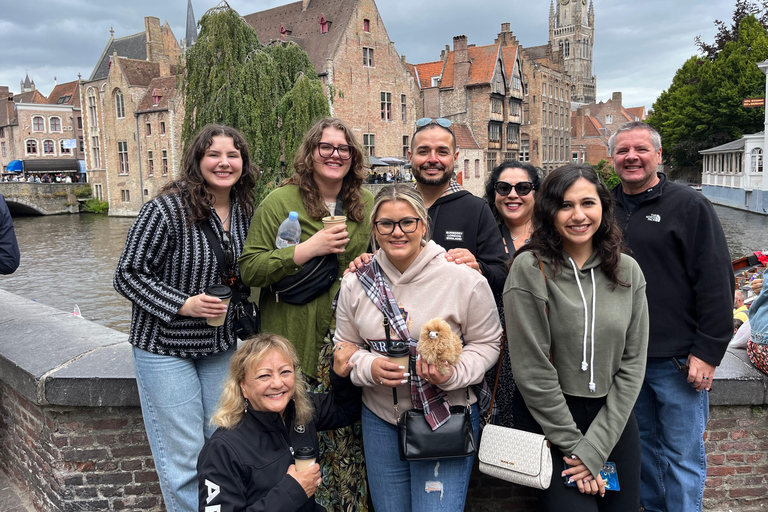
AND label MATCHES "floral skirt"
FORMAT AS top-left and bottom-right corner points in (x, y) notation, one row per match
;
(310, 329), (369, 512)
(747, 340), (768, 375)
